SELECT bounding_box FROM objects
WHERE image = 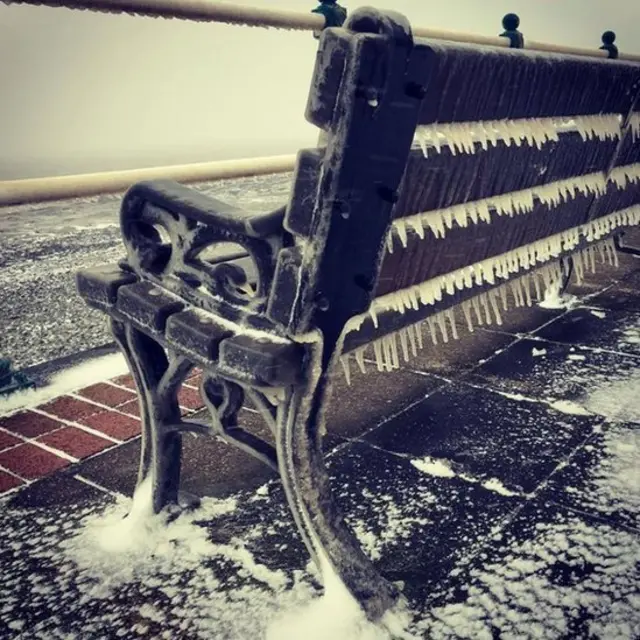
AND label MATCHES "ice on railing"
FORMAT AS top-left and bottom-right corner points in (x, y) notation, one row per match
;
(412, 114), (623, 157)
(390, 163), (640, 249)
(342, 236), (622, 377)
